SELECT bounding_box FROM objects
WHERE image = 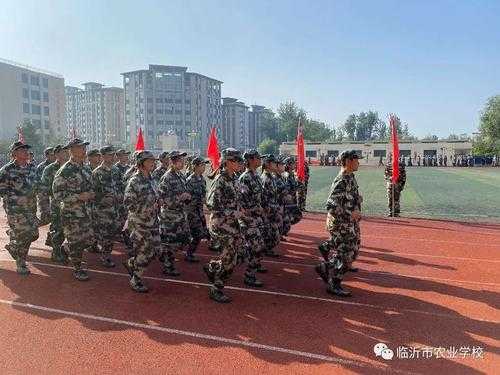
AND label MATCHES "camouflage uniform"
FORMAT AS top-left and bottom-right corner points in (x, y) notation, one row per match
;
(36, 156), (52, 224)
(261, 166), (281, 256)
(158, 162), (191, 274)
(238, 167), (265, 278)
(0, 153), (39, 270)
(297, 162), (310, 211)
(111, 162), (129, 229)
(284, 162), (302, 227)
(40, 159), (65, 261)
(53, 158), (96, 272)
(151, 165), (168, 190)
(124, 161), (161, 291)
(275, 169), (289, 236)
(92, 159), (119, 264)
(384, 162), (407, 216)
(185, 170), (208, 259)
